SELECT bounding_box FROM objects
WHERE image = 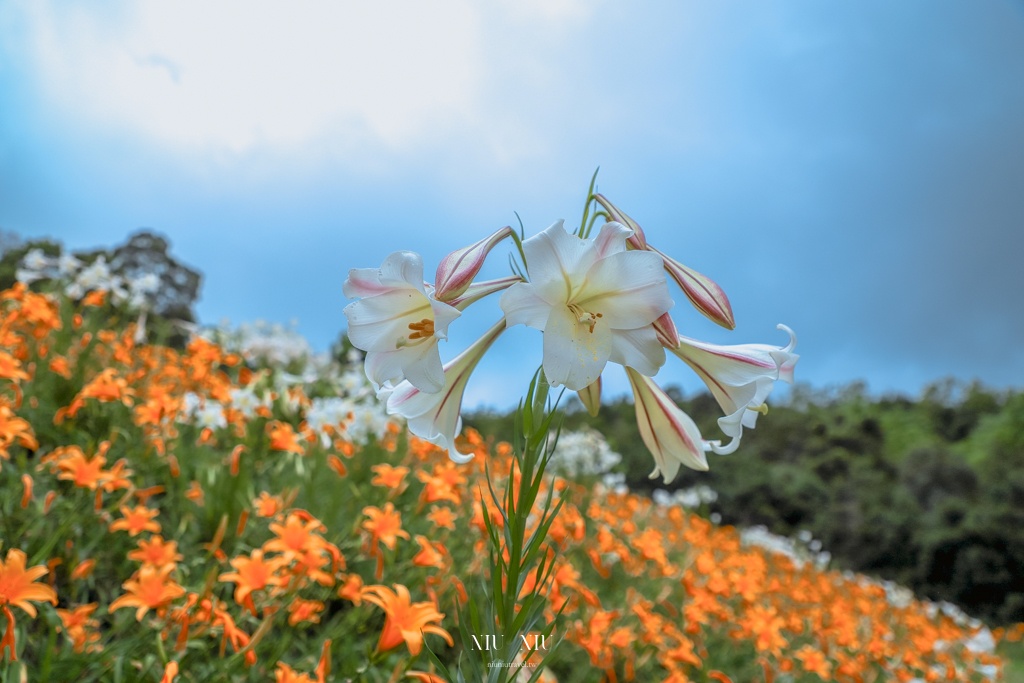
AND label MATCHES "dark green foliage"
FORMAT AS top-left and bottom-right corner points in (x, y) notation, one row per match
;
(465, 379), (1024, 625)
